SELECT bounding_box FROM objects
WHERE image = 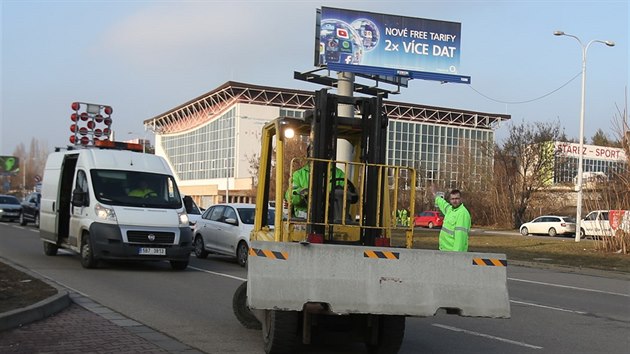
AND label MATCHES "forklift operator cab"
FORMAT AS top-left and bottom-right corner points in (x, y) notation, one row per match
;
(253, 90), (417, 247)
